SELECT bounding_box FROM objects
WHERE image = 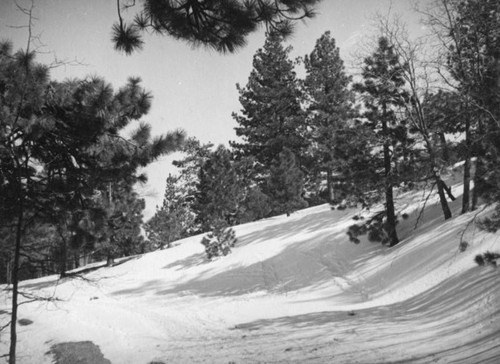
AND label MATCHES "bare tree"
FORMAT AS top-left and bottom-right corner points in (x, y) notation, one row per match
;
(375, 15), (456, 220)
